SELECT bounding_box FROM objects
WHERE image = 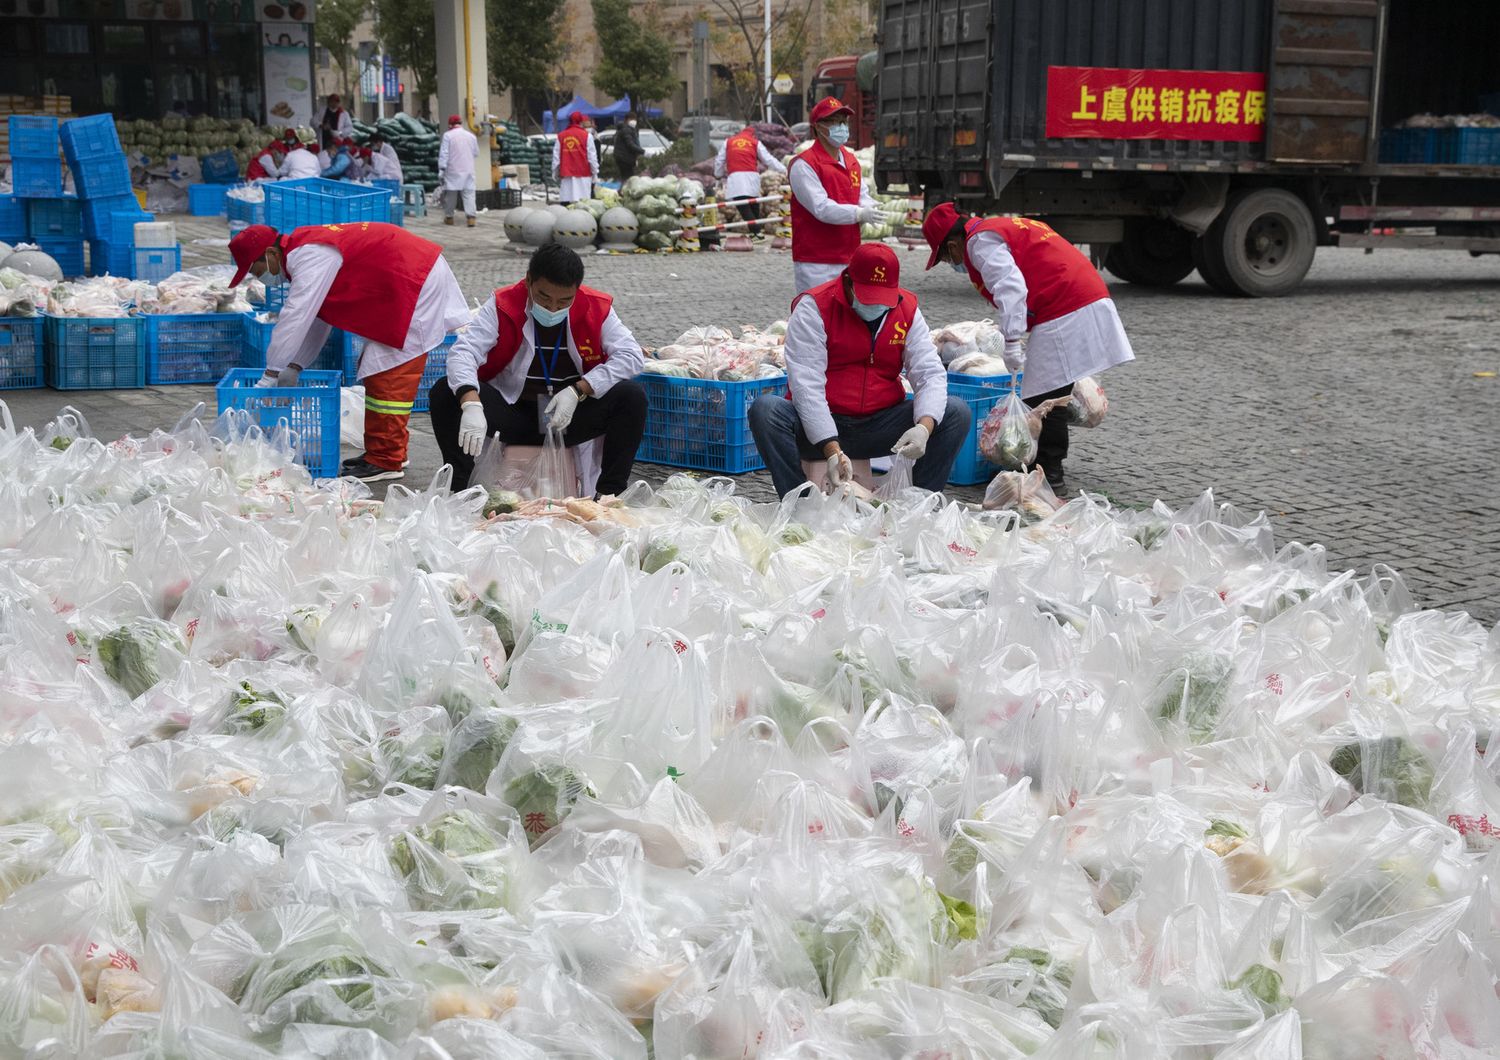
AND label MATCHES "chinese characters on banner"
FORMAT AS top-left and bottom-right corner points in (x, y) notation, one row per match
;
(1046, 66), (1267, 143)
